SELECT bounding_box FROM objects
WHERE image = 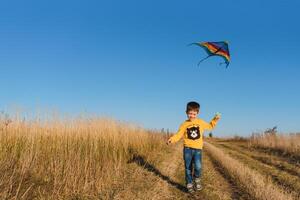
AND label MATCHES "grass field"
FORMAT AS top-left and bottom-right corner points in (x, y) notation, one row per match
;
(0, 116), (167, 199)
(0, 116), (299, 200)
